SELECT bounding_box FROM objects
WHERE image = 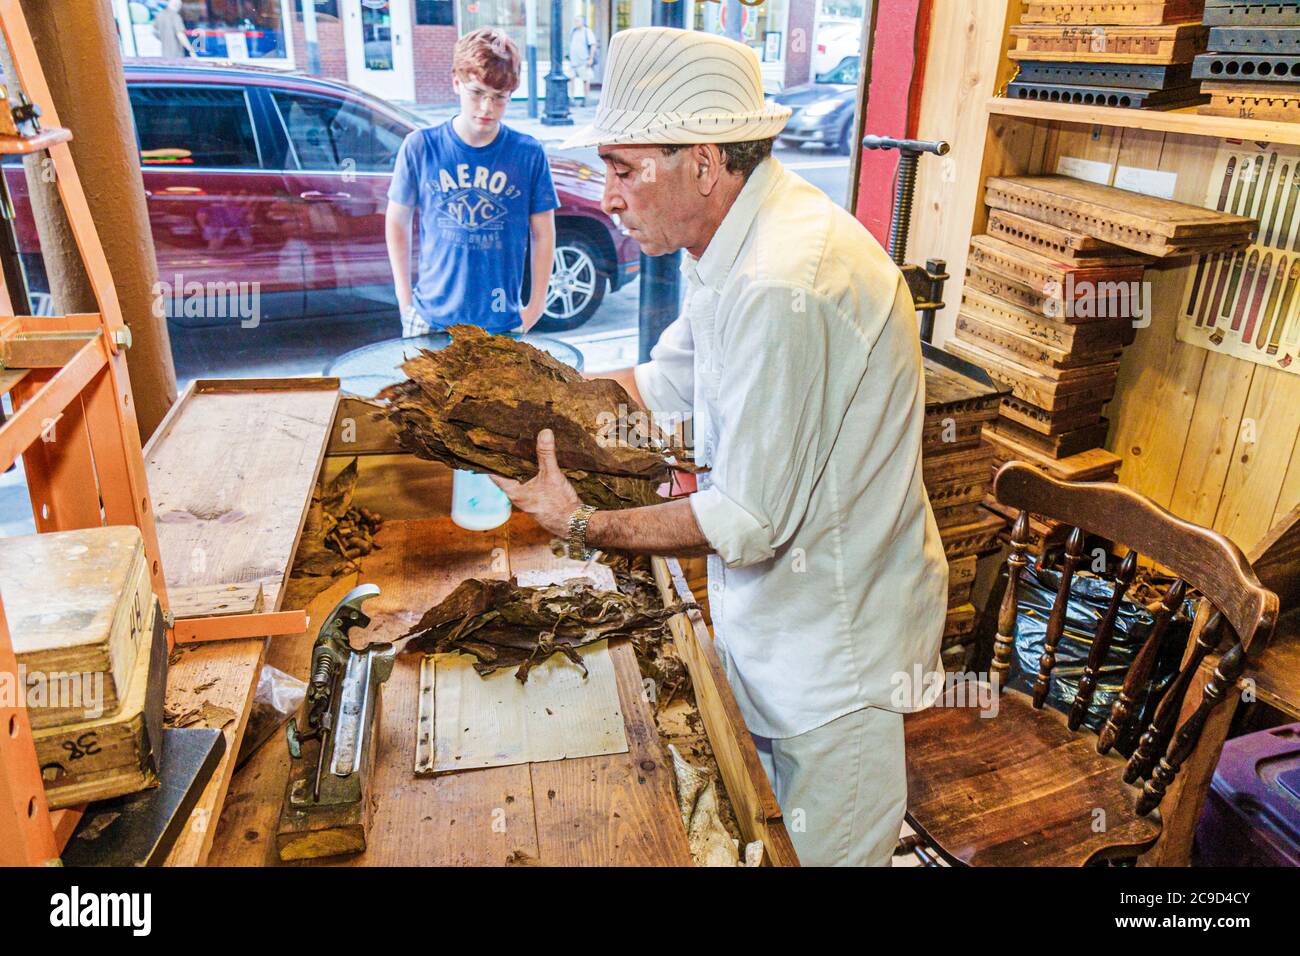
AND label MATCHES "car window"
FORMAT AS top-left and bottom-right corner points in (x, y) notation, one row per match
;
(817, 58), (860, 85)
(129, 85), (261, 169)
(272, 91), (406, 173)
